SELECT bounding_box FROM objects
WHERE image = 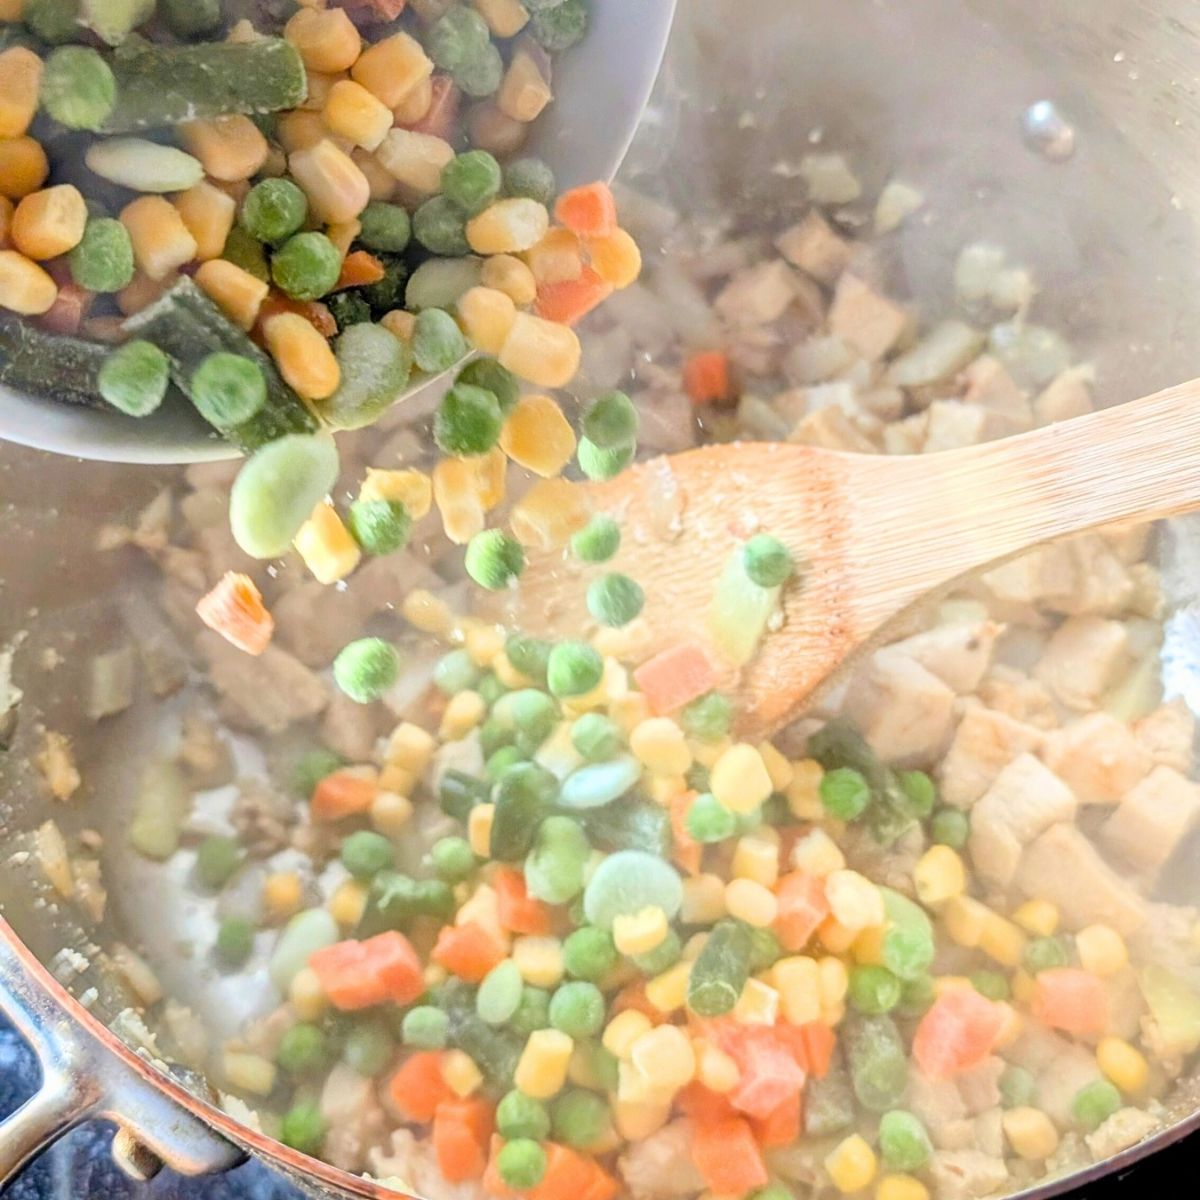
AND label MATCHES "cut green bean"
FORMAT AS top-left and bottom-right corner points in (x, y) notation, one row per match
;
(356, 871), (455, 938)
(491, 763), (558, 860)
(845, 1014), (908, 1113)
(688, 920), (751, 1017)
(160, 0), (223, 39)
(0, 319), (110, 410)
